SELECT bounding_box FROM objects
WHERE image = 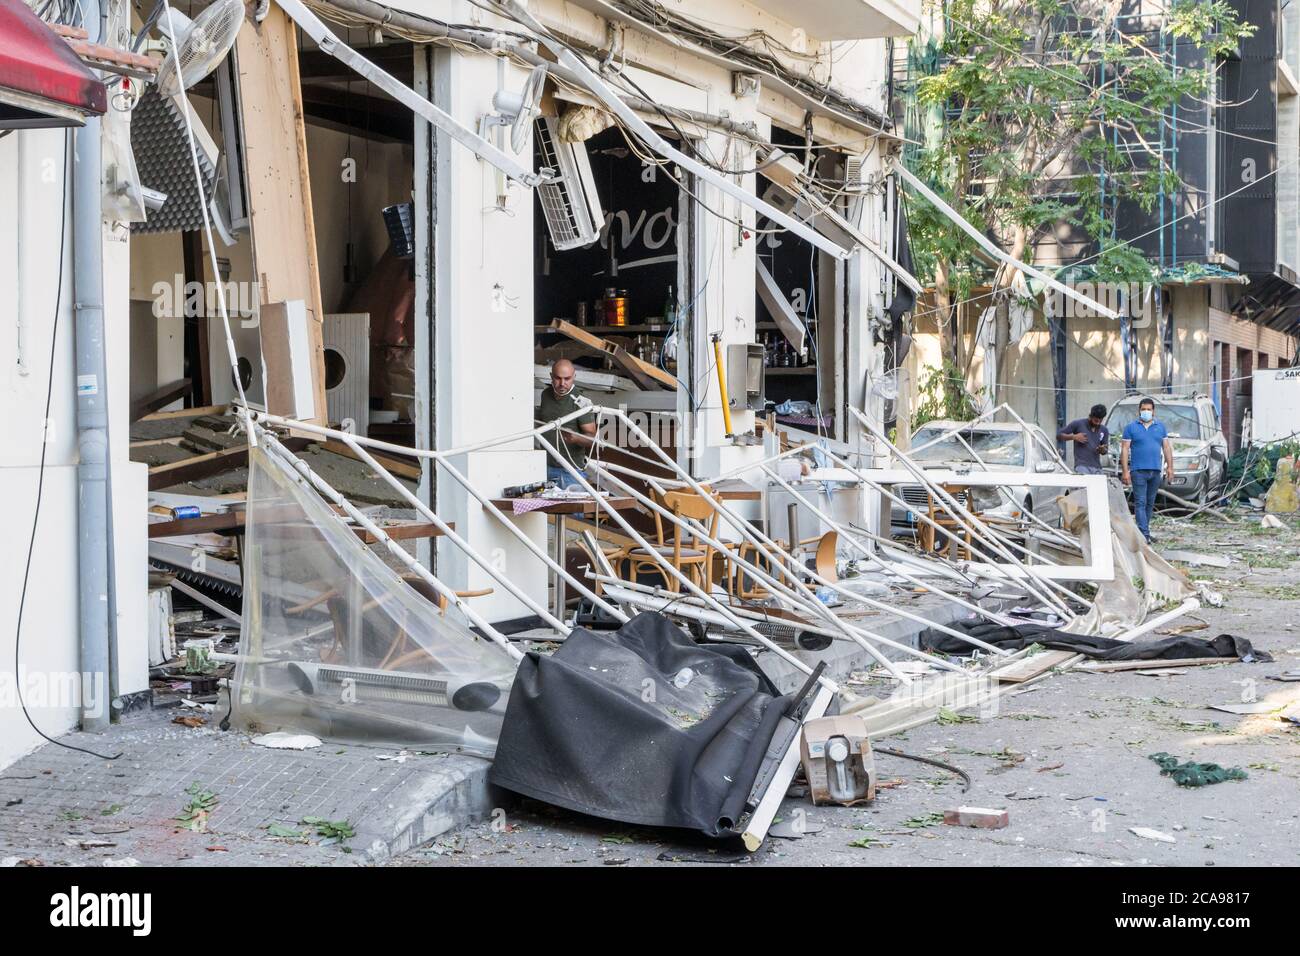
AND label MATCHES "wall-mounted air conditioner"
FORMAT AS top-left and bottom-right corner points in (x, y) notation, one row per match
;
(534, 115), (603, 250)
